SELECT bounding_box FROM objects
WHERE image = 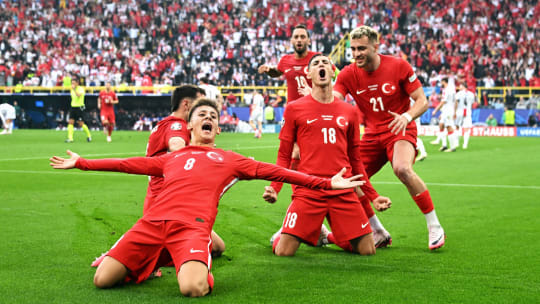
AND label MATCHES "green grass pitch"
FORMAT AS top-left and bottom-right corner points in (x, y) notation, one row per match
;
(0, 130), (539, 303)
